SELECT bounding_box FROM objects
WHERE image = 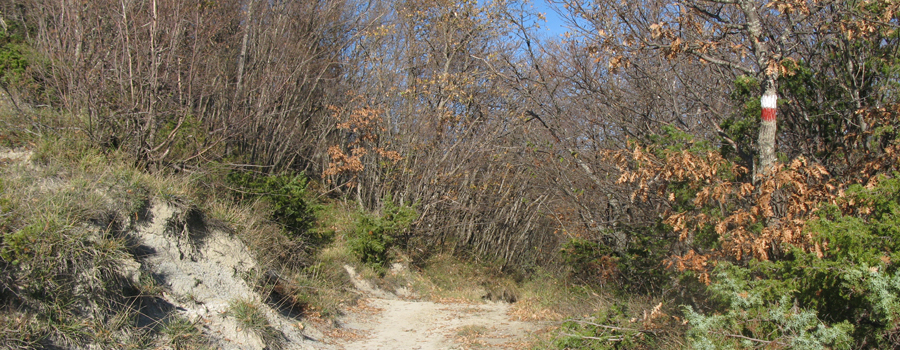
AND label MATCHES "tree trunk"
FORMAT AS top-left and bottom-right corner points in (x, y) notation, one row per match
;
(235, 0), (254, 97)
(756, 85), (778, 178)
